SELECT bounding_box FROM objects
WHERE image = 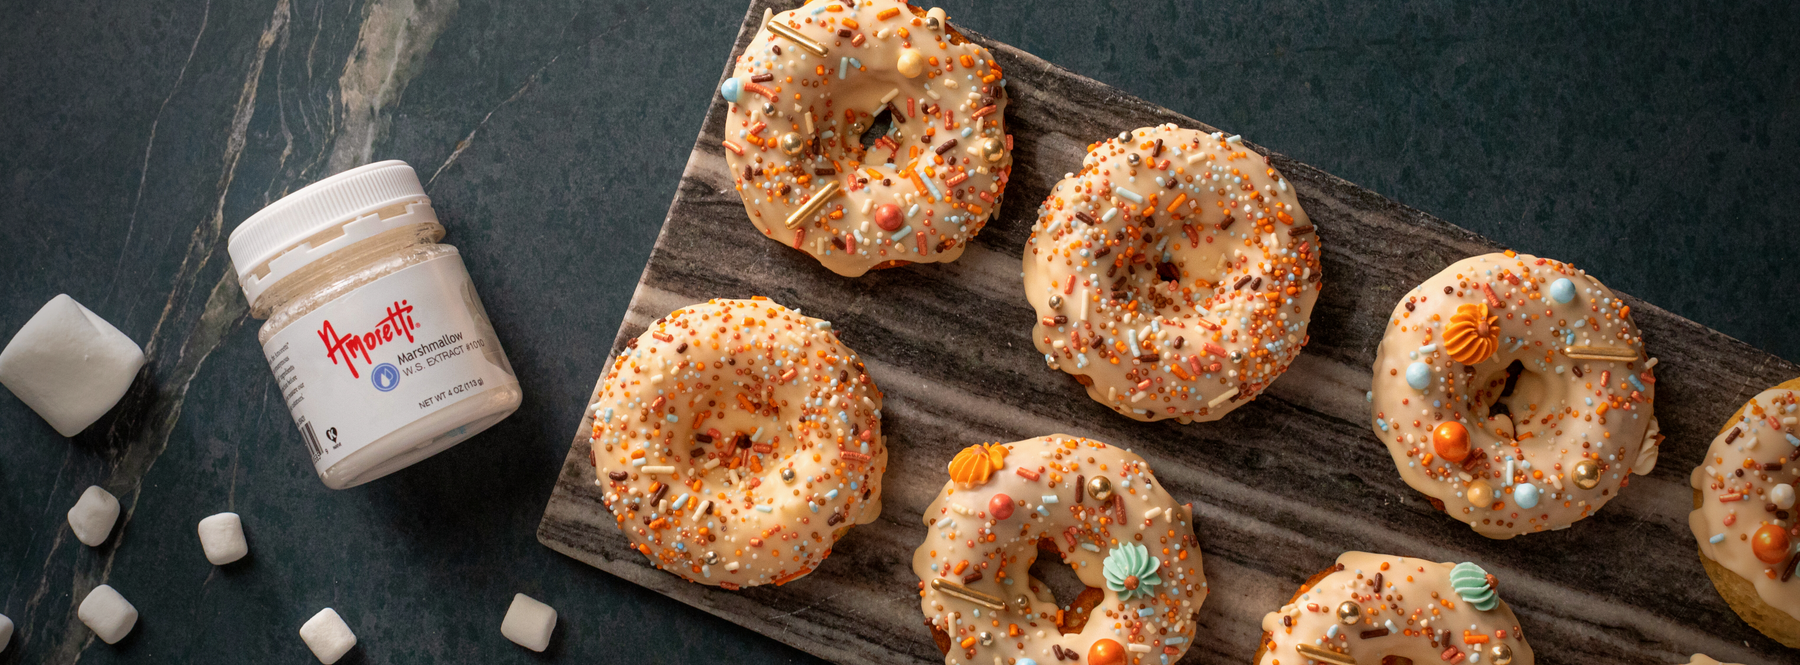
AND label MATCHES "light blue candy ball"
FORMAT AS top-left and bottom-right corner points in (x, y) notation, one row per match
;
(1405, 362), (1432, 390)
(1549, 277), (1575, 304)
(720, 77), (743, 102)
(1017, 660), (1038, 665)
(1514, 482), (1540, 509)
